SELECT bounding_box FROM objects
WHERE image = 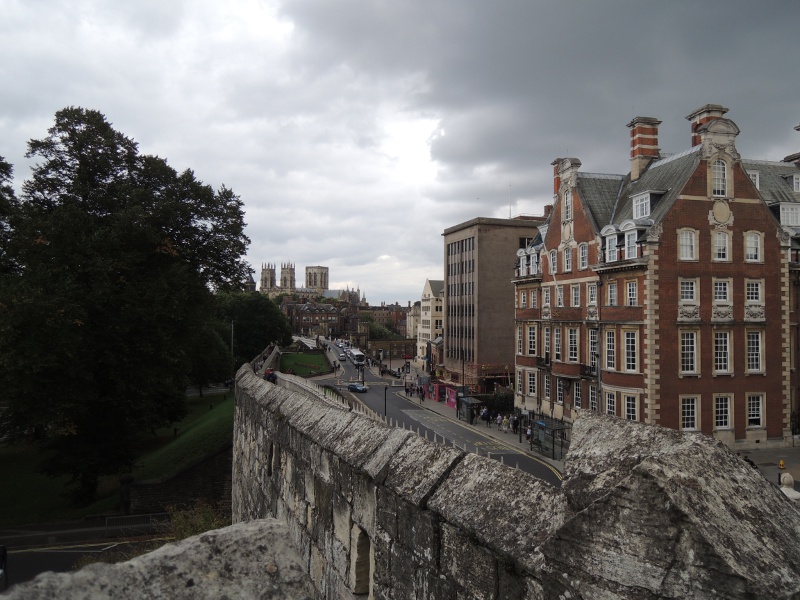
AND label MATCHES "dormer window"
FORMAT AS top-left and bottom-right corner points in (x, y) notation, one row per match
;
(712, 160), (727, 197)
(794, 175), (800, 193)
(605, 234), (618, 262)
(633, 192), (651, 219)
(625, 231), (638, 260)
(747, 170), (760, 190)
(780, 204), (800, 227)
(531, 253), (539, 274)
(564, 190), (573, 221)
